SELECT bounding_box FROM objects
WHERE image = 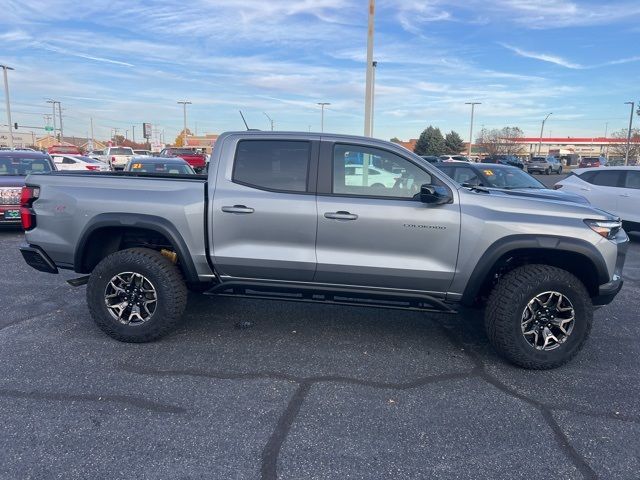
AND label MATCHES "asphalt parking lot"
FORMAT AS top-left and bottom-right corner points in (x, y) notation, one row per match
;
(1, 227), (639, 480)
